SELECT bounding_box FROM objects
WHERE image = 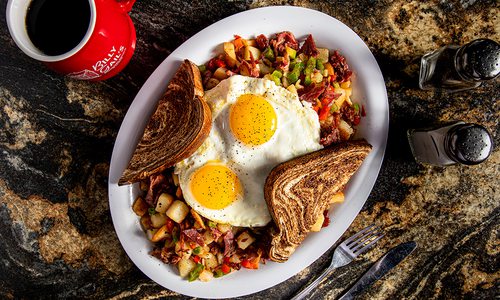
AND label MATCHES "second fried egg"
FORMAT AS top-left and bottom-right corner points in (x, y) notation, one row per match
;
(175, 75), (322, 227)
